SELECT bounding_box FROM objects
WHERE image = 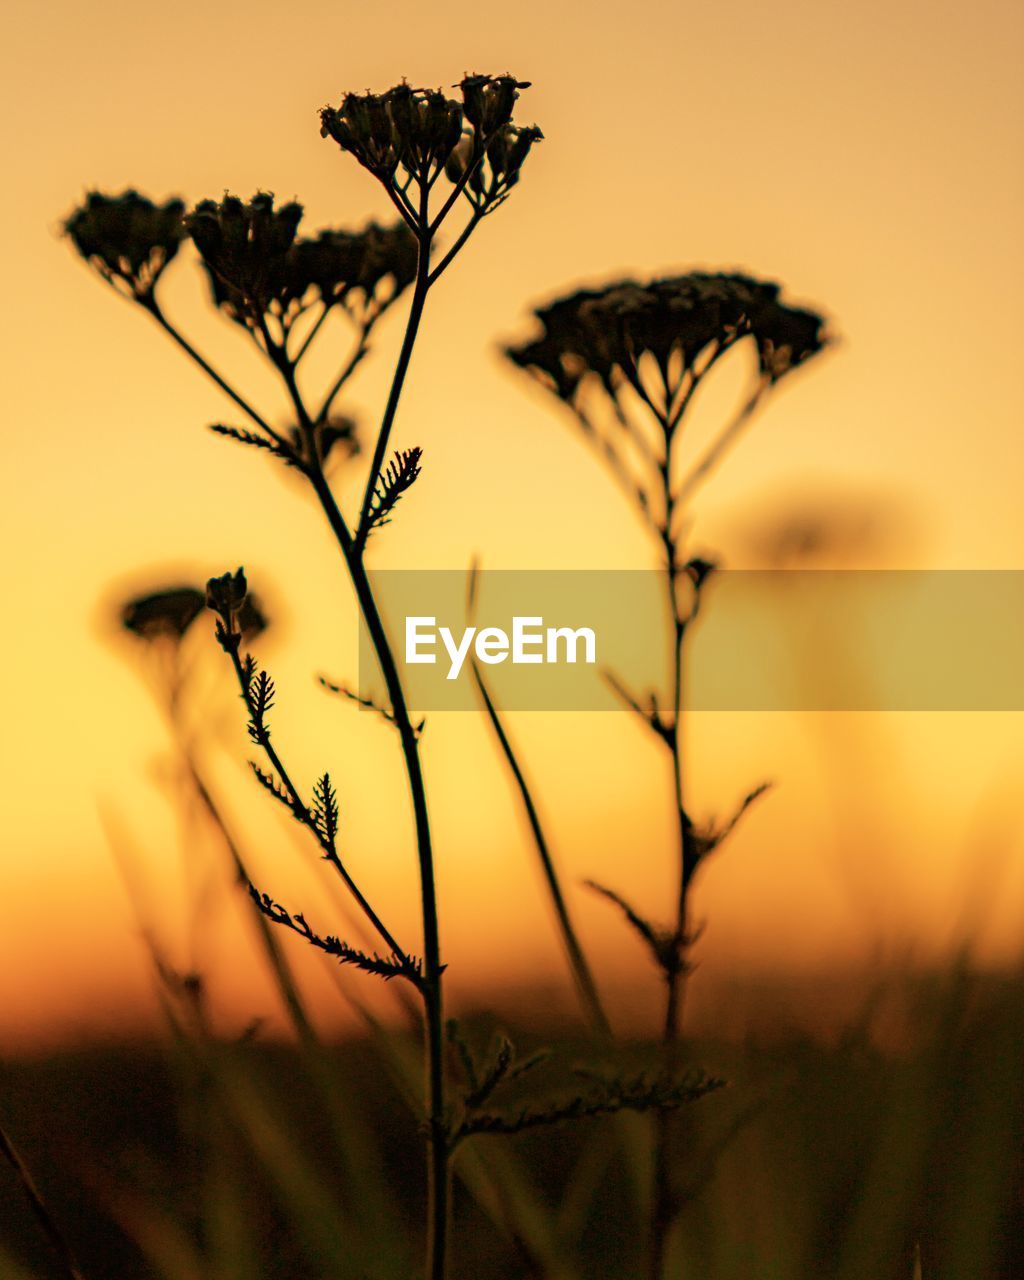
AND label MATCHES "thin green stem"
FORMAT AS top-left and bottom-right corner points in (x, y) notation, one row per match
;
(471, 659), (611, 1038)
(292, 303), (330, 365)
(316, 330), (372, 425)
(355, 210), (432, 546)
(224, 642), (409, 965)
(674, 378), (769, 509)
(305, 463), (449, 1278)
(145, 301), (289, 450)
(429, 210), (483, 286)
(649, 438), (697, 1280)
